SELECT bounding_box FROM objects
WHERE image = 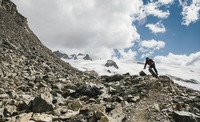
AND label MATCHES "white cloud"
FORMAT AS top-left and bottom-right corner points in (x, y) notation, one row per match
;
(132, 0), (146, 22)
(140, 39), (165, 50)
(154, 51), (200, 67)
(116, 49), (137, 61)
(132, 0), (171, 25)
(141, 50), (154, 59)
(139, 39), (165, 58)
(159, 0), (175, 5)
(146, 21), (166, 34)
(179, 0), (200, 26)
(12, 0), (140, 60)
(143, 2), (170, 19)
